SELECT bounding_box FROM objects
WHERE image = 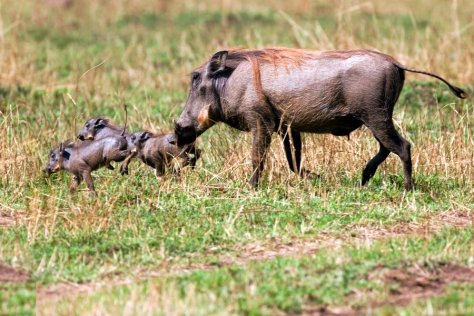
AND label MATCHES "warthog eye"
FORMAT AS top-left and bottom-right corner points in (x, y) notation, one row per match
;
(191, 72), (201, 88)
(85, 123), (90, 128)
